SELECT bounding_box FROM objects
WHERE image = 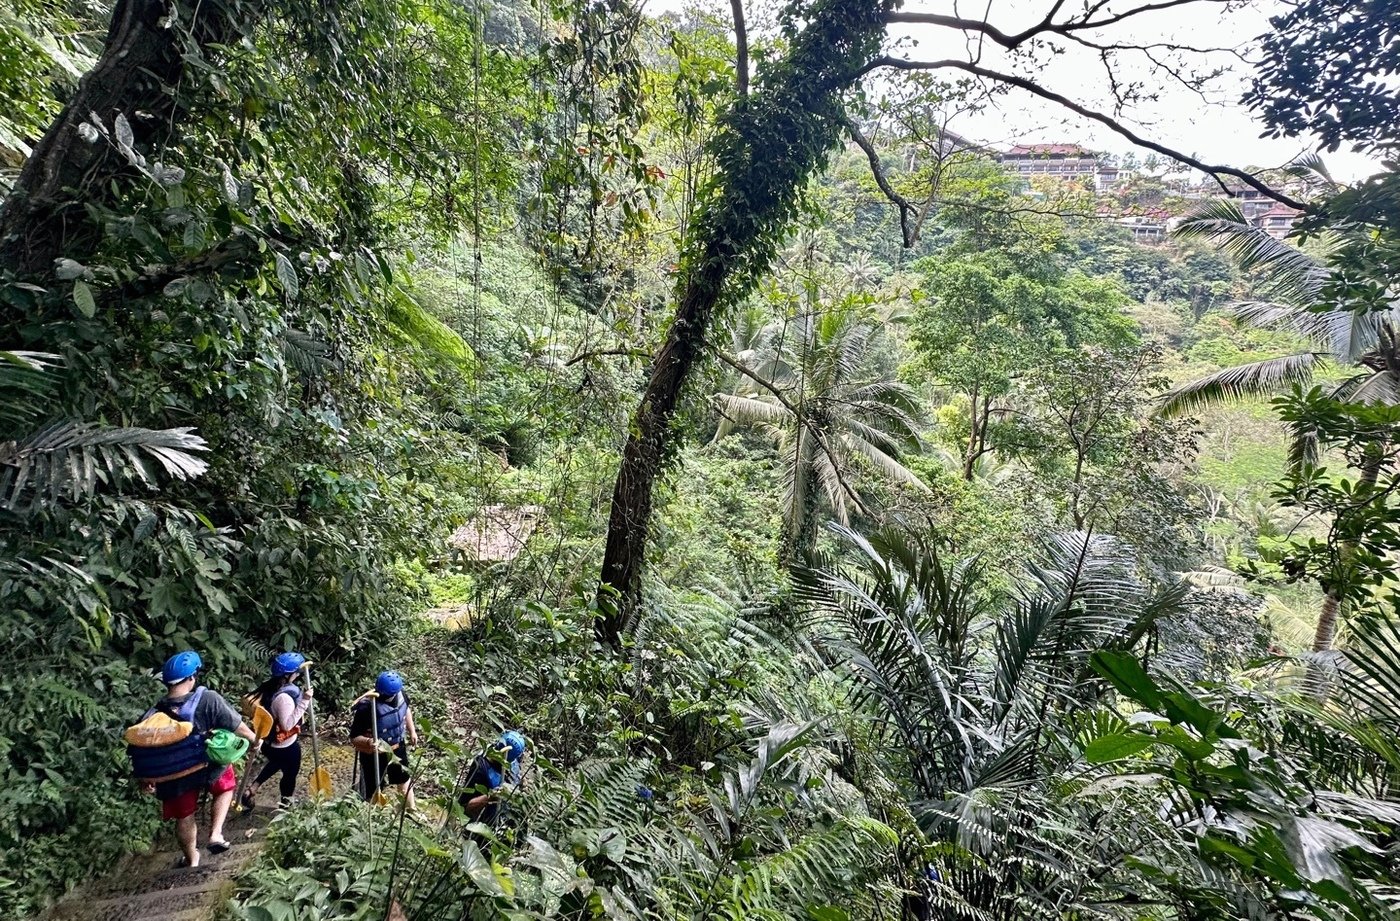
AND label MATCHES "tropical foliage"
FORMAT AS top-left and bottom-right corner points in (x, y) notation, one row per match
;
(3, 0), (1400, 917)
